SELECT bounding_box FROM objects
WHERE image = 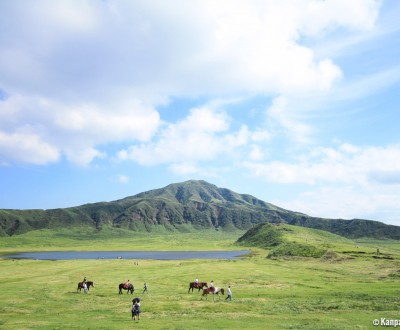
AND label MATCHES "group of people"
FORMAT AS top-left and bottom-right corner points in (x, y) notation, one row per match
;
(81, 275), (232, 322)
(195, 278), (232, 301)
